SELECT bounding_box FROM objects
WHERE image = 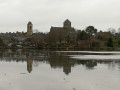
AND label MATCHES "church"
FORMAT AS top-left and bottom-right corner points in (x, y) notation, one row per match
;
(50, 19), (75, 33)
(49, 19), (76, 44)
